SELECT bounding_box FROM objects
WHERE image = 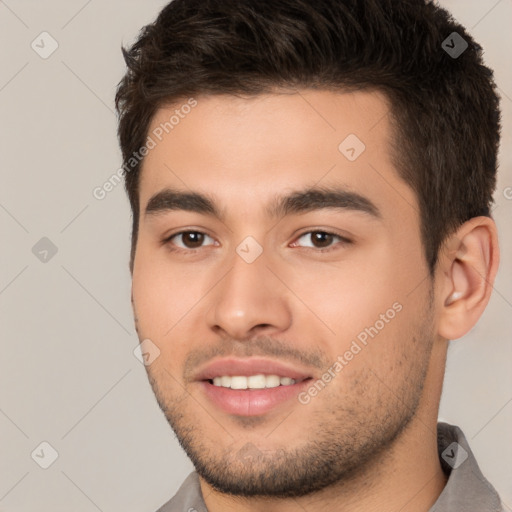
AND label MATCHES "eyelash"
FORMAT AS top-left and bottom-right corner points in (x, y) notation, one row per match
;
(162, 229), (352, 254)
